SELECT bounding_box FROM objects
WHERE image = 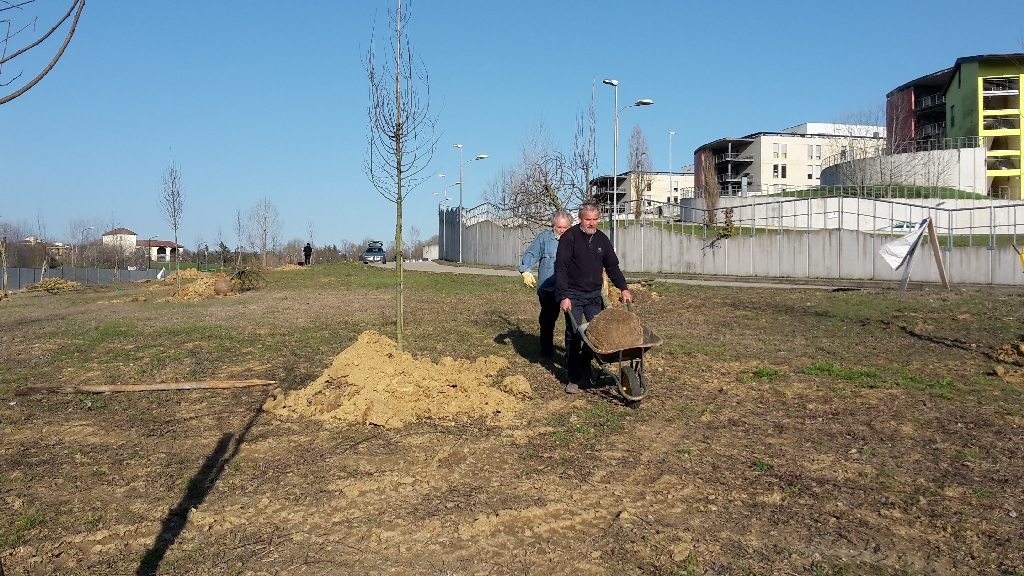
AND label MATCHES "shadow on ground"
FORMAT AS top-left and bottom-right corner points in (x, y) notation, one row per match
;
(135, 403), (263, 575)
